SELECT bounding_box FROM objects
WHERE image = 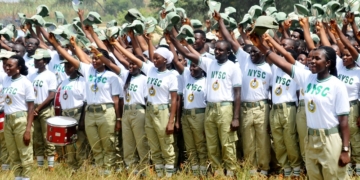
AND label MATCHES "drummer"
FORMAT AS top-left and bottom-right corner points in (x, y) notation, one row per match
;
(27, 48), (57, 171)
(2, 55), (35, 180)
(48, 34), (122, 175)
(58, 58), (88, 172)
